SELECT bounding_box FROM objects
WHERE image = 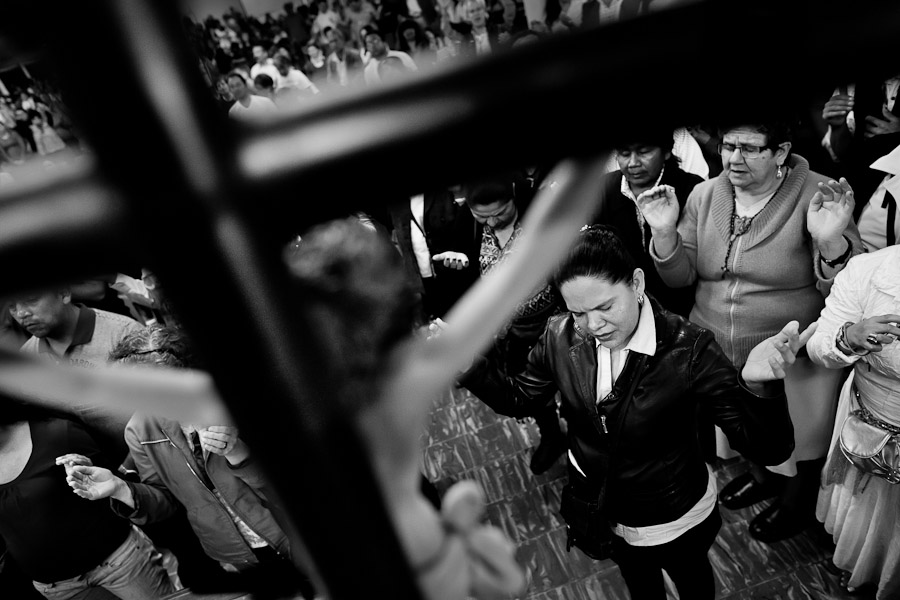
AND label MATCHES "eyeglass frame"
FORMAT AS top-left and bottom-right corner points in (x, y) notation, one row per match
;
(716, 141), (776, 160)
